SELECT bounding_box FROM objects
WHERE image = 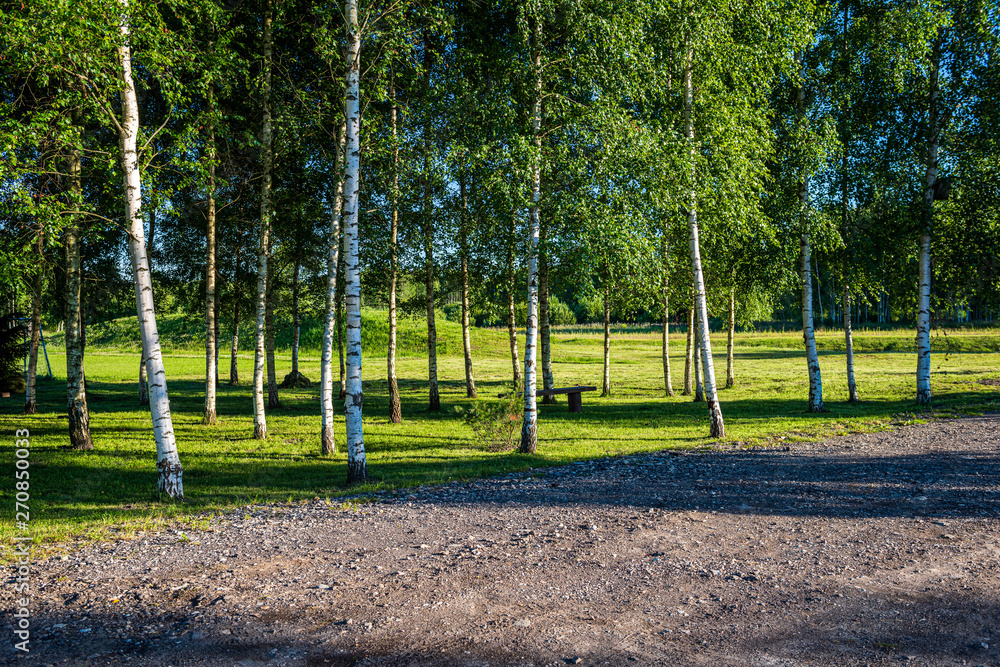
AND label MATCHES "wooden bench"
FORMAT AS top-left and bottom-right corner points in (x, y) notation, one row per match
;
(537, 385), (597, 413)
